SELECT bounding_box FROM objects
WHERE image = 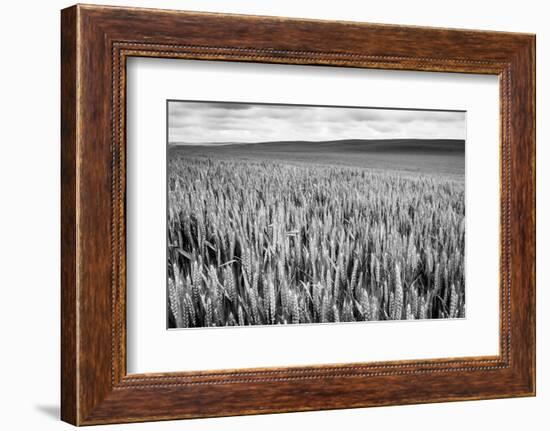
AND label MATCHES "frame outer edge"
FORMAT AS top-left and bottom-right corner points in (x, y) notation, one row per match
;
(531, 34), (536, 396)
(526, 35), (536, 395)
(523, 34), (536, 395)
(61, 5), (79, 426)
(507, 35), (536, 396)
